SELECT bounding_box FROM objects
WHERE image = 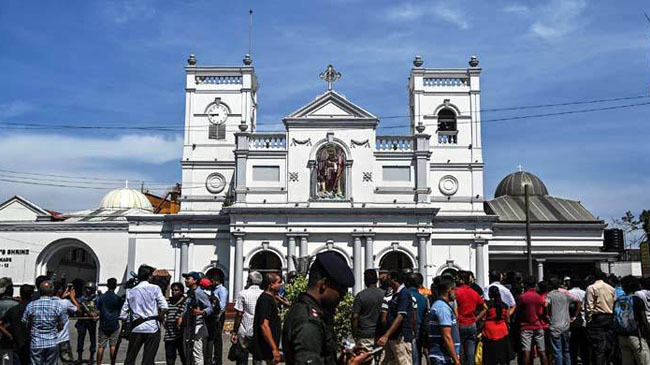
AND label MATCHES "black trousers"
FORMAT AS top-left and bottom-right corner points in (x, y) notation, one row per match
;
(587, 314), (614, 365)
(76, 320), (97, 355)
(165, 337), (186, 365)
(570, 325), (589, 365)
(204, 314), (225, 365)
(125, 331), (161, 365)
